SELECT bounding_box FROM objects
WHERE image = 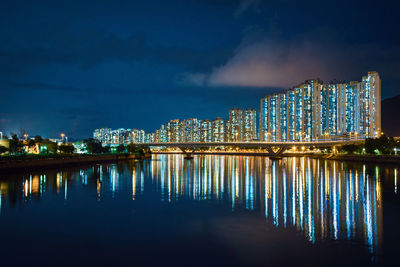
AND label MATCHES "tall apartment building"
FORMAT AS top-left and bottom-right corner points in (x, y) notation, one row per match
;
(259, 72), (381, 141)
(227, 108), (243, 142)
(227, 108), (257, 142)
(93, 128), (112, 143)
(243, 108), (257, 142)
(200, 120), (212, 142)
(131, 129), (146, 143)
(212, 117), (225, 142)
(155, 125), (168, 143)
(167, 119), (183, 142)
(183, 118), (200, 142)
